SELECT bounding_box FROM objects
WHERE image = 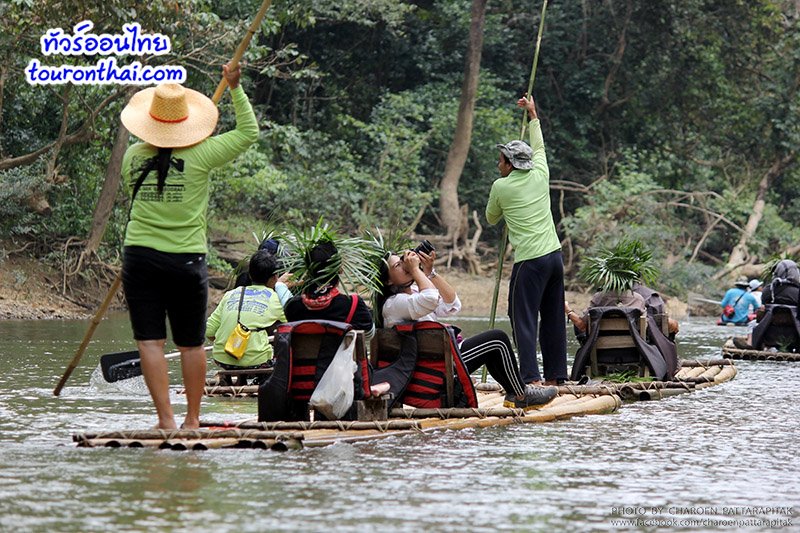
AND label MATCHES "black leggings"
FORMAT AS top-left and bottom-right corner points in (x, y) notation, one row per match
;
(460, 329), (525, 397)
